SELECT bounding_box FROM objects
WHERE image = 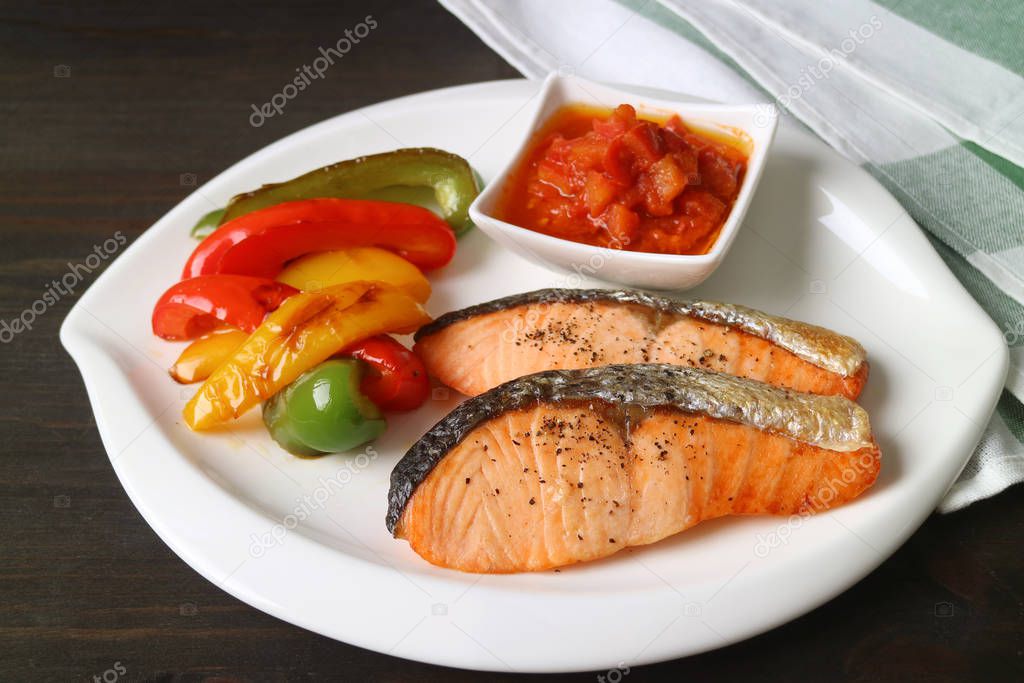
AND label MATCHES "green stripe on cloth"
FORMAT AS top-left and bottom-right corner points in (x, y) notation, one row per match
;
(997, 389), (1024, 443)
(964, 141), (1024, 192)
(875, 0), (1024, 77)
(873, 146), (1024, 257)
